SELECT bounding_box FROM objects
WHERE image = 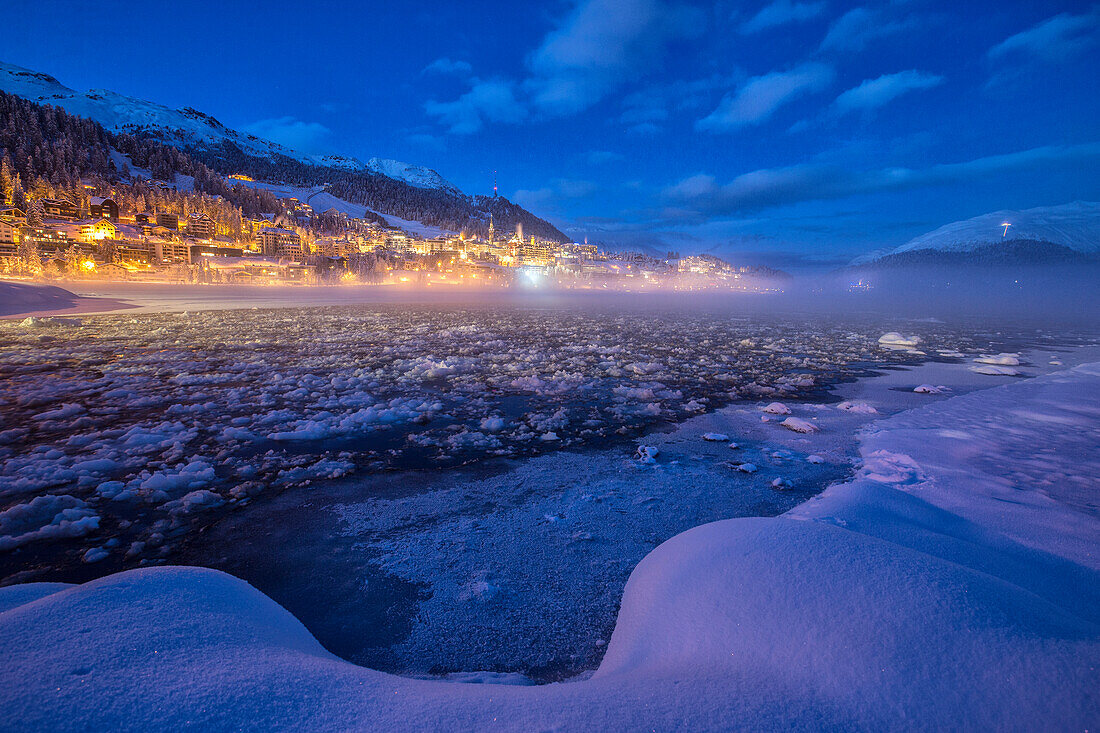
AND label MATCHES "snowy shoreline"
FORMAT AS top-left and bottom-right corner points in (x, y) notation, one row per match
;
(2, 353), (1098, 729)
(0, 280), (136, 319)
